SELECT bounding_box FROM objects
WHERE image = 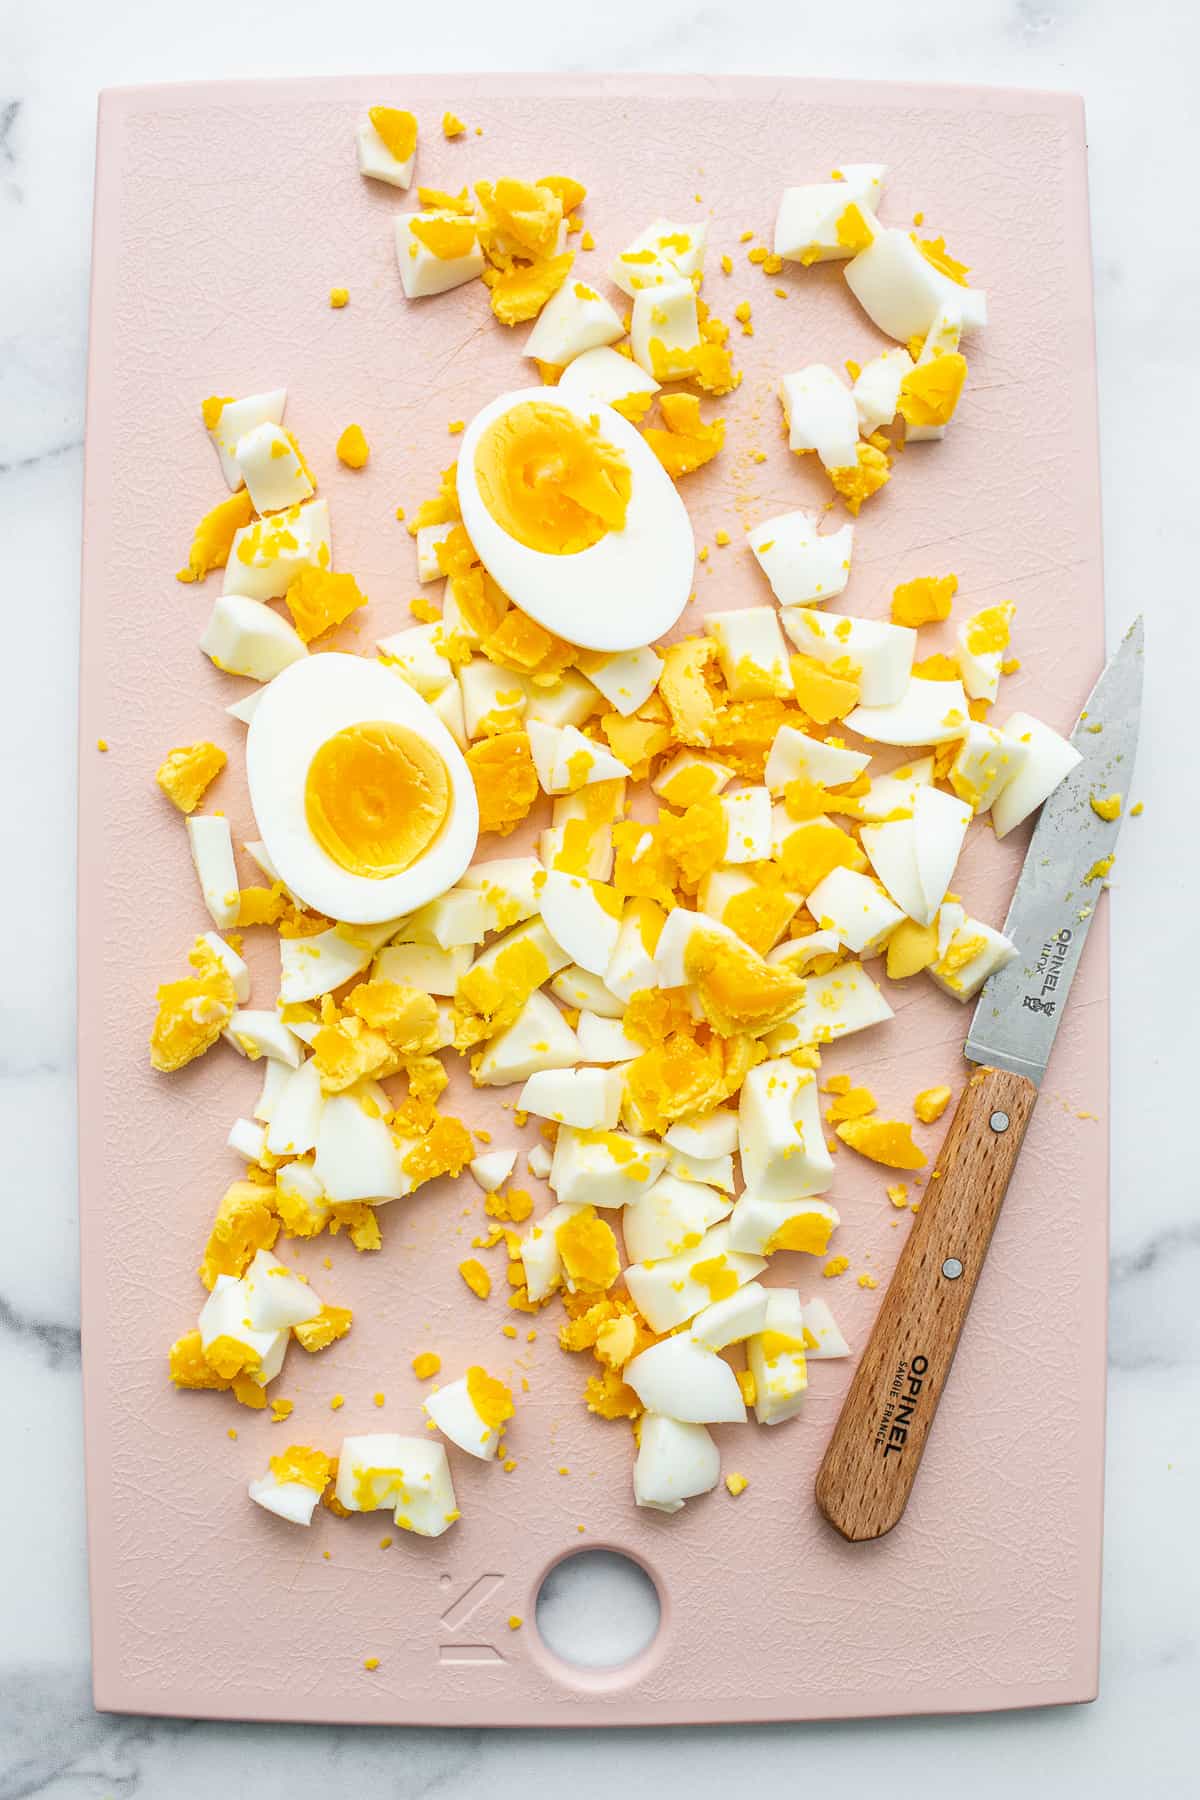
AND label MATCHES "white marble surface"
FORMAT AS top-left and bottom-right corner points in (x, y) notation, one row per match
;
(1, 0), (1196, 1791)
